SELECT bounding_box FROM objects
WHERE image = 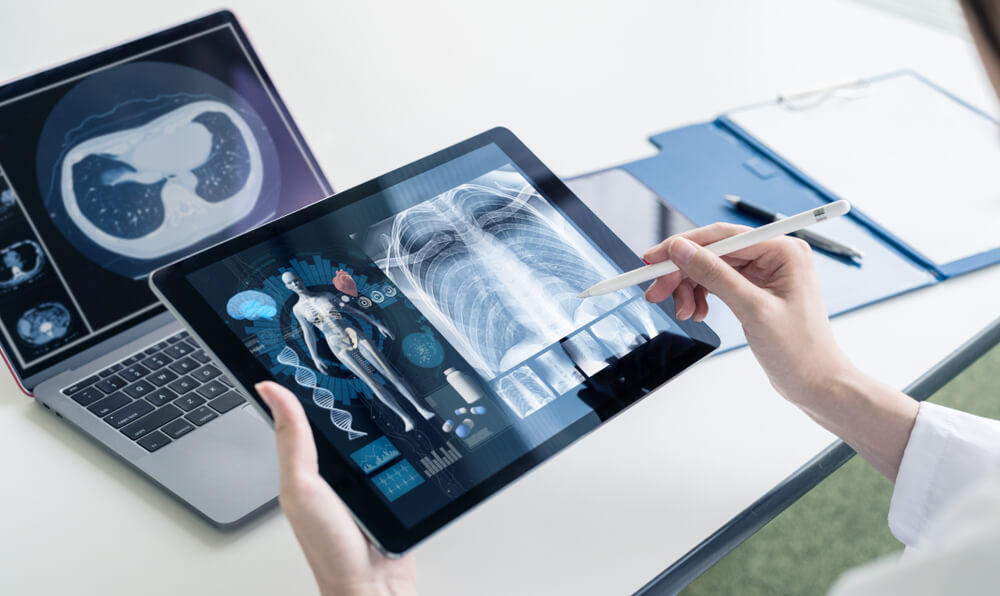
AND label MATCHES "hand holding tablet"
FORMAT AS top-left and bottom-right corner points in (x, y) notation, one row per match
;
(150, 128), (719, 553)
